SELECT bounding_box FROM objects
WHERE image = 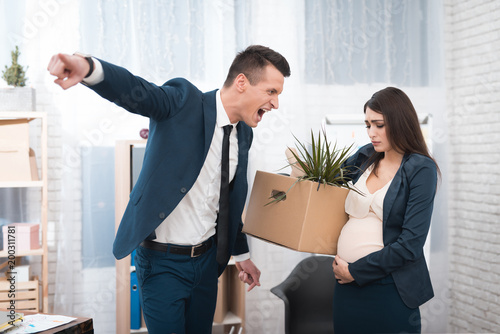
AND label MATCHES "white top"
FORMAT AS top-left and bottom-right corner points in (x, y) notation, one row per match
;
(336, 166), (392, 263)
